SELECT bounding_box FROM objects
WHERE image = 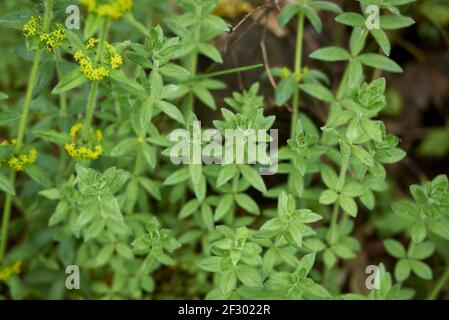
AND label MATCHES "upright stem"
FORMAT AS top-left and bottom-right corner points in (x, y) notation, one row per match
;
(0, 172), (16, 264)
(0, 0), (53, 264)
(185, 6), (202, 115)
(83, 18), (110, 139)
(428, 267), (449, 300)
(291, 11), (305, 137)
(328, 152), (350, 244)
(14, 50), (43, 153)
